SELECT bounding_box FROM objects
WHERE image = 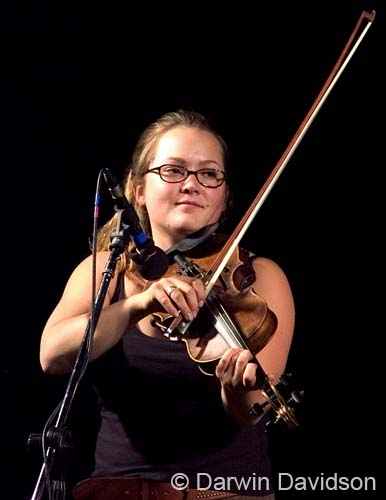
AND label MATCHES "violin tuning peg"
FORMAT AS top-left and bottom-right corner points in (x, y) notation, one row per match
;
(250, 400), (269, 417)
(290, 389), (304, 404)
(279, 373), (293, 387)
